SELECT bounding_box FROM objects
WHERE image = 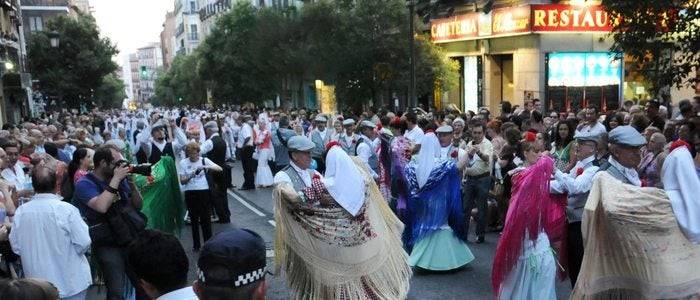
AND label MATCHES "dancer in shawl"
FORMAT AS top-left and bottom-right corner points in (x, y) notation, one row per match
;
(274, 139), (411, 300)
(571, 141), (700, 299)
(492, 133), (565, 300)
(389, 117), (412, 220)
(403, 132), (474, 271)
